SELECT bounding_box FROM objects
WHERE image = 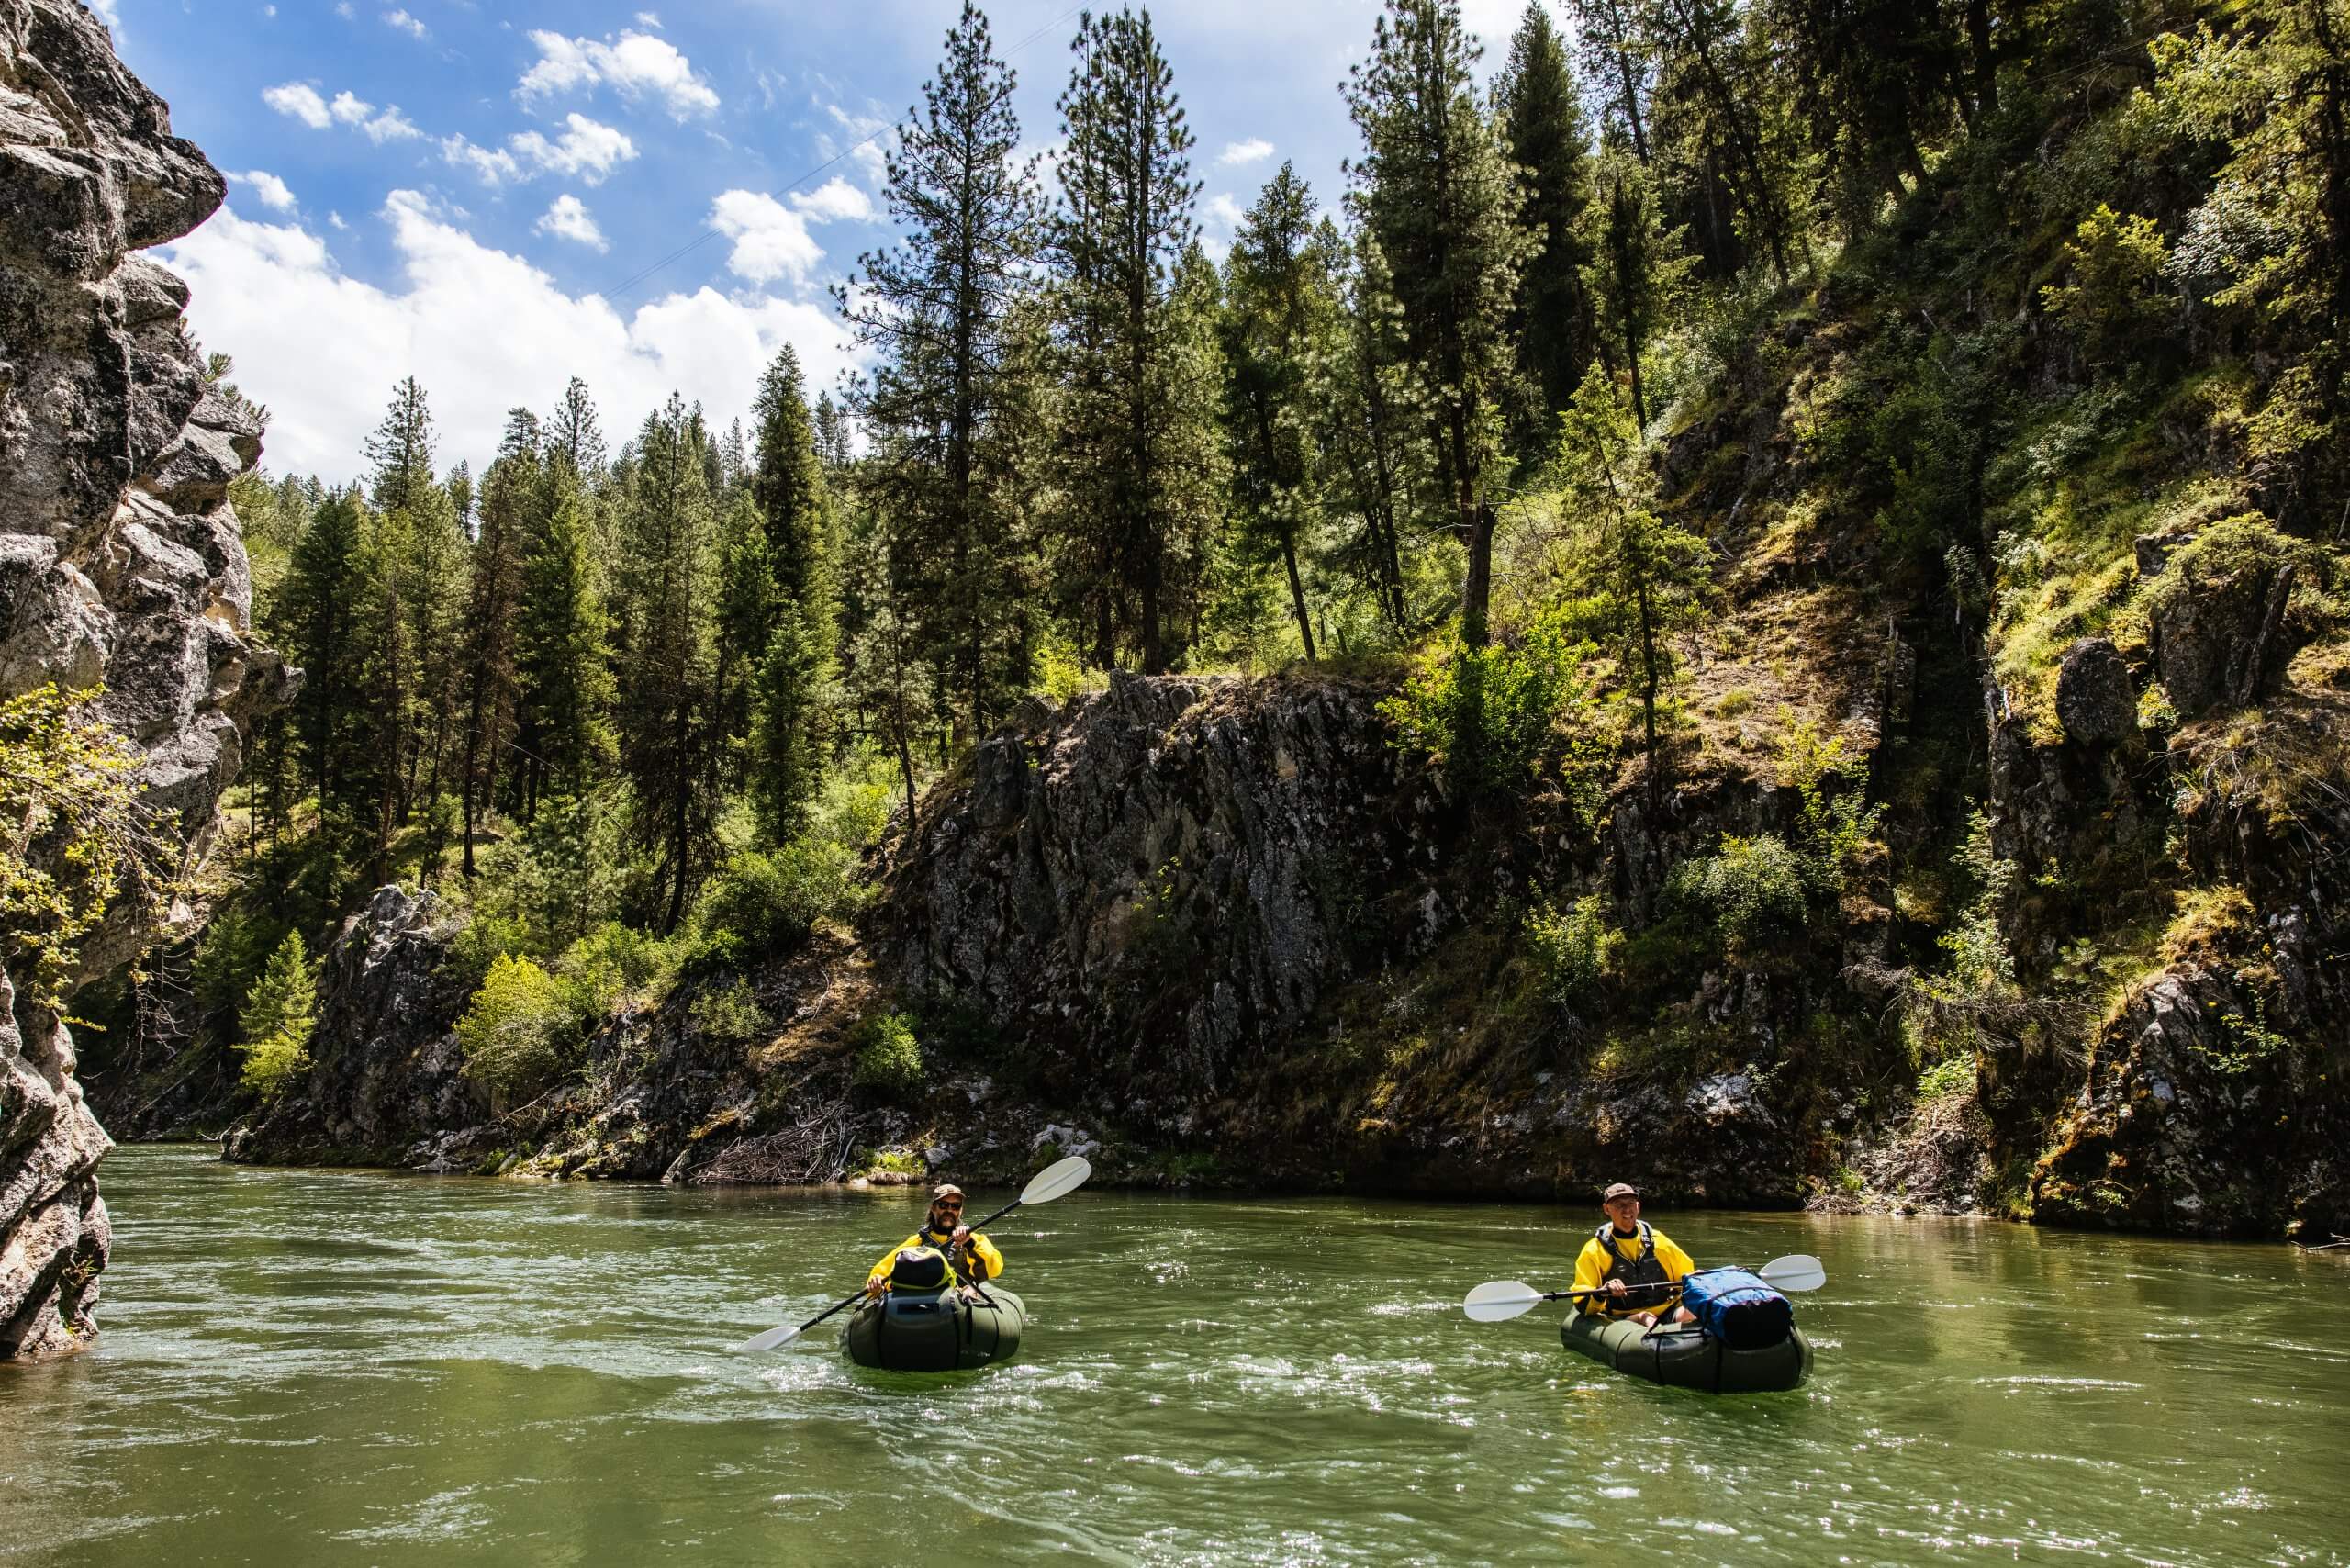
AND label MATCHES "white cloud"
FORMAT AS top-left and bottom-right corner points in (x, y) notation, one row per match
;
(519, 28), (720, 119)
(262, 82), (332, 129)
(90, 0), (121, 25)
(789, 177), (874, 224)
(823, 104), (892, 187)
(383, 7), (427, 39)
(509, 114), (637, 184)
(234, 170), (297, 210)
(263, 4), (277, 17)
(329, 211), (348, 230)
(634, 10), (662, 26)
(441, 134), (522, 185)
(335, 1), (354, 17)
(442, 115), (637, 187)
(1205, 193), (1248, 230)
(1218, 138), (1274, 167)
(535, 194), (608, 252)
(161, 196), (860, 486)
(326, 90), (422, 144)
(710, 190), (823, 286)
